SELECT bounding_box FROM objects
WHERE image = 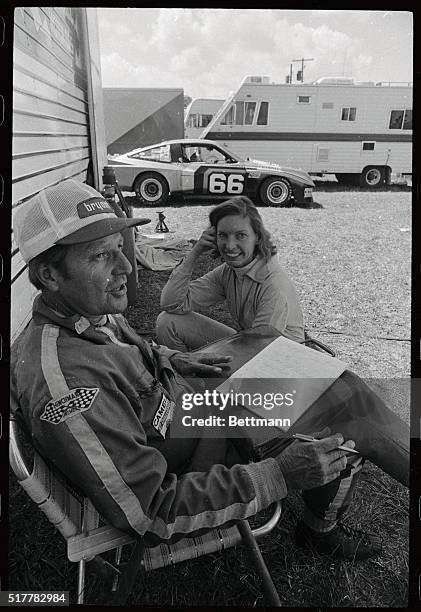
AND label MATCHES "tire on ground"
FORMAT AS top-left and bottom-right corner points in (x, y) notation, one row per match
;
(259, 177), (293, 206)
(359, 166), (385, 188)
(133, 172), (169, 206)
